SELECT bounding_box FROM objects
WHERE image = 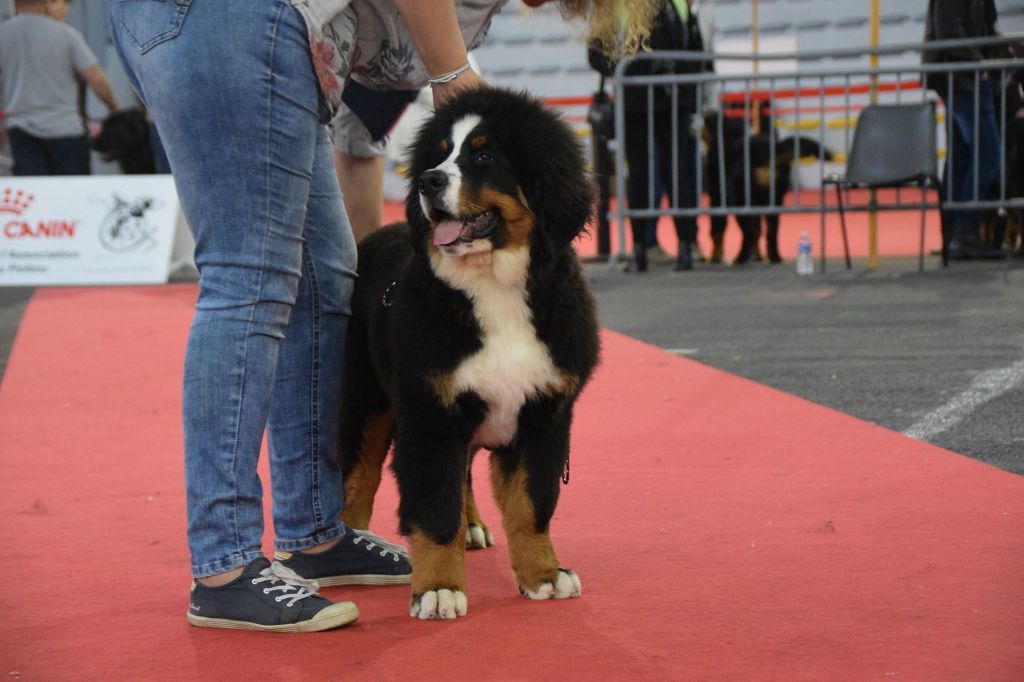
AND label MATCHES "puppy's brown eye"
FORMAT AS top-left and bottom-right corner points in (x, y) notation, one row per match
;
(474, 151), (494, 166)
